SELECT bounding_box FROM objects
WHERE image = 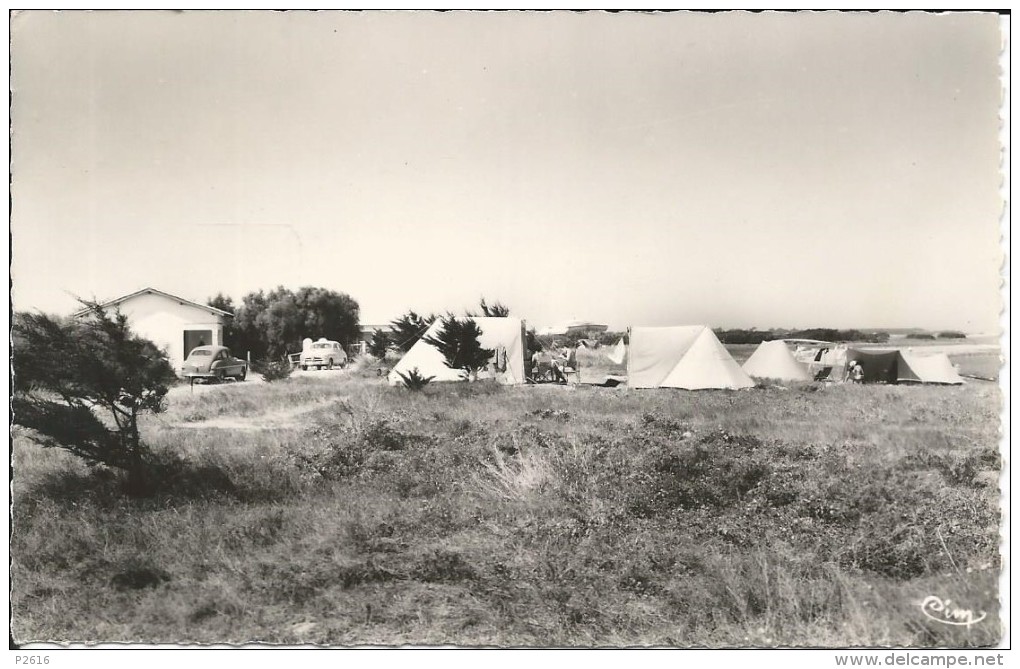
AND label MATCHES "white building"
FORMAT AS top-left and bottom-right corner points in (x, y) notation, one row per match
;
(76, 287), (233, 374)
(537, 320), (609, 337)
